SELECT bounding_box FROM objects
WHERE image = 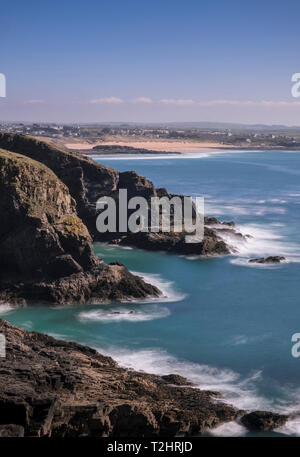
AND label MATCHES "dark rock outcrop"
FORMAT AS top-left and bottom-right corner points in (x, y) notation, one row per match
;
(0, 134), (239, 256)
(241, 411), (288, 431)
(0, 149), (160, 305)
(248, 256), (286, 264)
(160, 374), (194, 386)
(0, 320), (288, 437)
(0, 320), (240, 437)
(110, 229), (230, 256)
